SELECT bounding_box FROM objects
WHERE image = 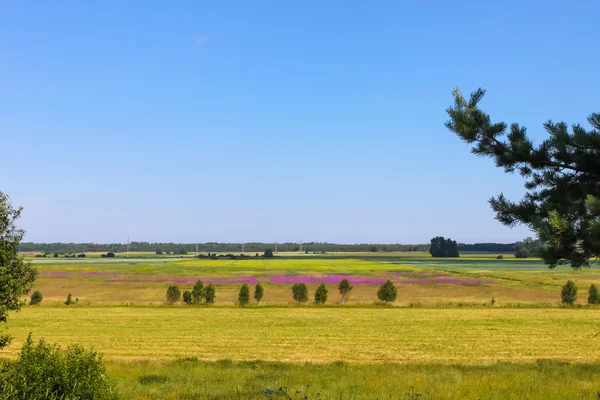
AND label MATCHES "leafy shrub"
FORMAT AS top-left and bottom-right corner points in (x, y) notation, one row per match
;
(314, 283), (328, 304)
(65, 293), (74, 306)
(155, 250), (163, 255)
(204, 284), (216, 304)
(292, 283), (308, 303)
(182, 290), (192, 305)
(106, 252), (115, 258)
(166, 285), (181, 303)
(514, 248), (530, 258)
(53, 253), (58, 258)
(588, 284), (600, 304)
(101, 254), (106, 258)
(238, 284), (250, 306)
(77, 253), (86, 258)
(254, 283), (264, 303)
(338, 279), (353, 304)
(561, 280), (577, 305)
(192, 280), (204, 304)
(29, 290), (43, 306)
(377, 280), (397, 303)
(0, 333), (119, 399)
(496, 255), (504, 259)
(264, 249), (274, 258)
